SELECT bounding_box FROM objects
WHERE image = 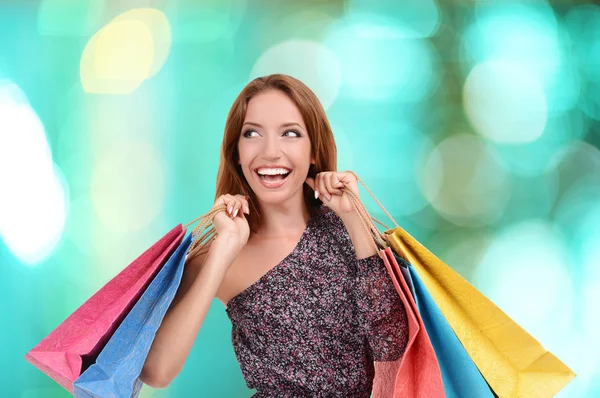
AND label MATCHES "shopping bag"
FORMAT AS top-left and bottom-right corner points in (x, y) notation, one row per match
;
(24, 225), (185, 393)
(404, 255), (494, 398)
(73, 231), (193, 398)
(344, 170), (576, 397)
(372, 246), (445, 398)
(397, 252), (416, 300)
(385, 228), (576, 397)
